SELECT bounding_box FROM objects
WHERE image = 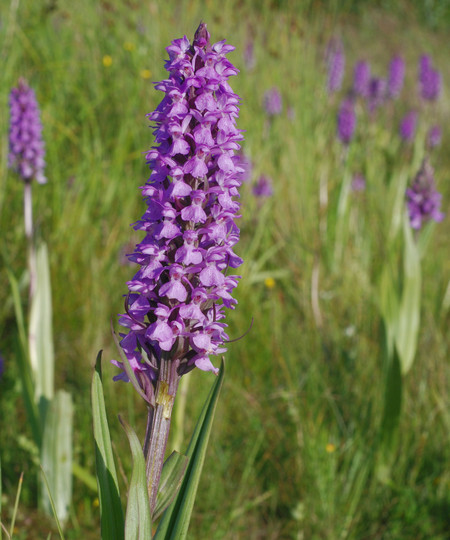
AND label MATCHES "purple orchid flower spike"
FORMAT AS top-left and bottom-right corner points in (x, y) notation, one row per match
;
(399, 111), (418, 143)
(326, 38), (345, 94)
(252, 175), (273, 197)
(263, 87), (282, 116)
(337, 98), (356, 145)
(388, 55), (405, 99)
(406, 158), (444, 230)
(113, 22), (243, 515)
(8, 78), (46, 185)
(353, 60), (371, 98)
(418, 54), (442, 102)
